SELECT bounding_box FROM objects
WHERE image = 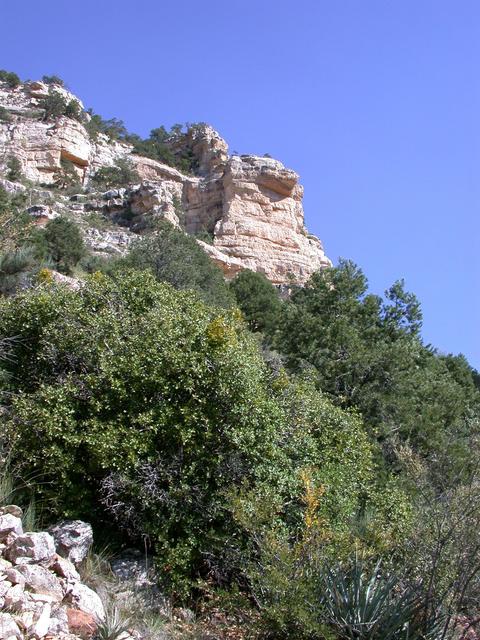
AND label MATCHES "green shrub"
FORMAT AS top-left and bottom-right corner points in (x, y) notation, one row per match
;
(39, 89), (83, 122)
(274, 260), (480, 462)
(0, 106), (12, 122)
(85, 111), (128, 141)
(128, 124), (204, 174)
(53, 158), (82, 192)
(0, 272), (289, 594)
(90, 159), (139, 190)
(65, 99), (82, 120)
(230, 269), (283, 335)
(6, 155), (22, 182)
(42, 74), (65, 86)
(118, 222), (234, 308)
(0, 246), (39, 295)
(42, 216), (85, 273)
(95, 603), (132, 640)
(0, 187), (31, 253)
(40, 89), (68, 120)
(0, 70), (21, 88)
(319, 559), (443, 640)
